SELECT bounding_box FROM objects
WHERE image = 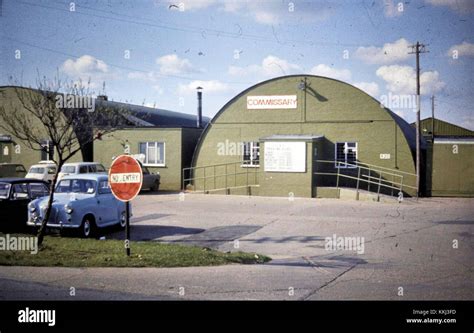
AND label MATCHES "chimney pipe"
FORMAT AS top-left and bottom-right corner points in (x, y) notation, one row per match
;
(196, 86), (203, 128)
